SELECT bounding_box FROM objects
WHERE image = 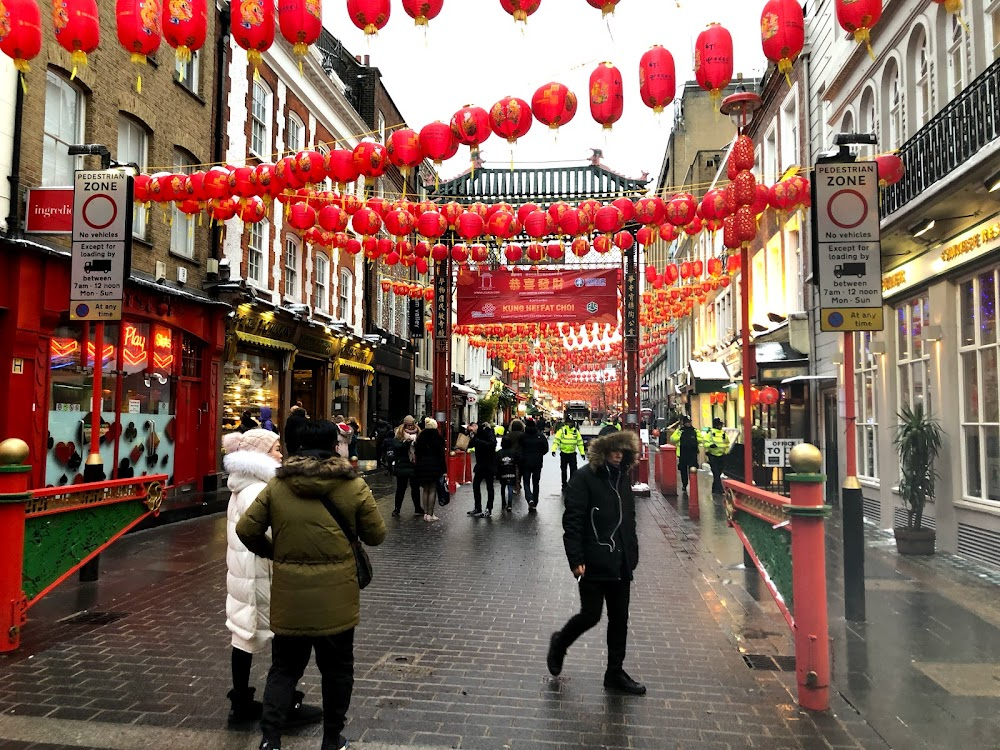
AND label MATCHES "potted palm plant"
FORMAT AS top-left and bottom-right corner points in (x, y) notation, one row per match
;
(893, 402), (943, 555)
